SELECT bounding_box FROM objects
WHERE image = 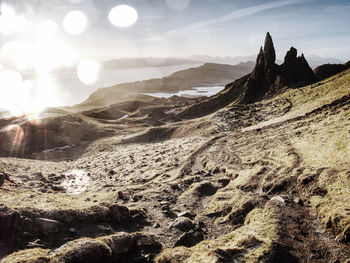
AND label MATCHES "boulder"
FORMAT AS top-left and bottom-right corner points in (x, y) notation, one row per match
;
(174, 230), (204, 247)
(169, 217), (195, 232)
